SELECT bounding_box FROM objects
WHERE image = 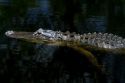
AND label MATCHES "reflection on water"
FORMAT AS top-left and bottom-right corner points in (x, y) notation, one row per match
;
(37, 0), (51, 15)
(33, 44), (58, 64)
(0, 0), (125, 83)
(85, 16), (107, 32)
